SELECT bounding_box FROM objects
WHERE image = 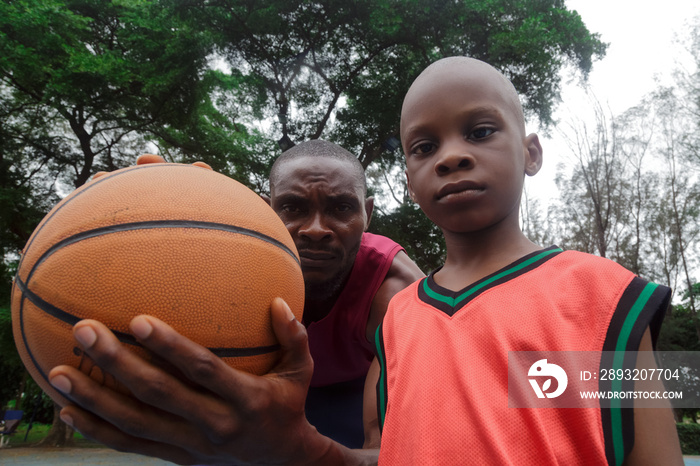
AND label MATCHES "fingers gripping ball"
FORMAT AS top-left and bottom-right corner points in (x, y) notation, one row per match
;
(11, 161), (304, 407)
